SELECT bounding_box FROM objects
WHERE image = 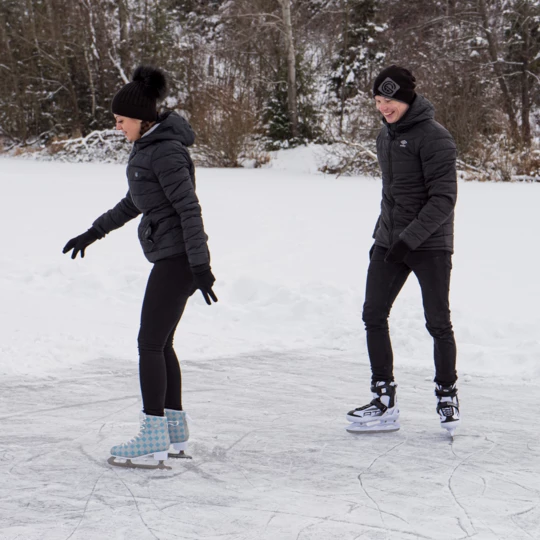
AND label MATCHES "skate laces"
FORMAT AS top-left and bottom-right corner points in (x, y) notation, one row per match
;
(166, 411), (192, 426)
(121, 418), (148, 447)
(439, 402), (456, 416)
(437, 394), (458, 417)
(435, 385), (458, 416)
